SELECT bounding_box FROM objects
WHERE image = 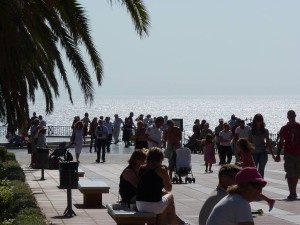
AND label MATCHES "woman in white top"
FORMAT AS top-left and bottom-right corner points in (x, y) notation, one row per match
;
(218, 122), (233, 165)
